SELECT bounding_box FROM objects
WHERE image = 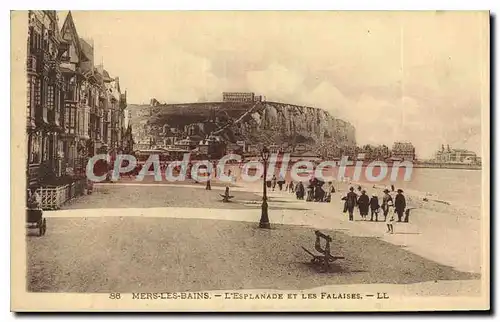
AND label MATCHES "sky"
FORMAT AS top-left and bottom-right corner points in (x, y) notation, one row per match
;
(56, 11), (488, 158)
